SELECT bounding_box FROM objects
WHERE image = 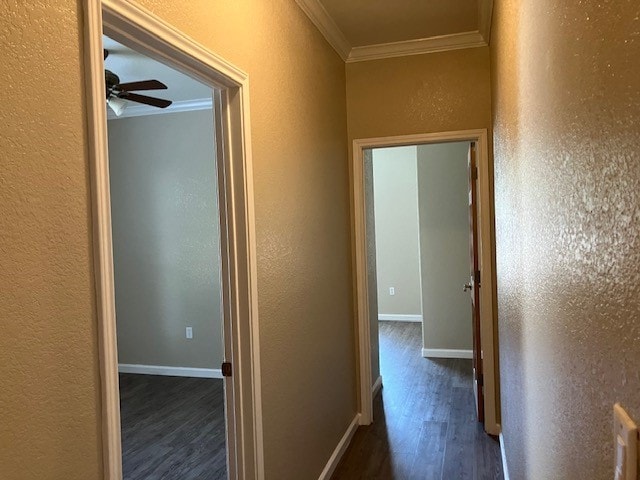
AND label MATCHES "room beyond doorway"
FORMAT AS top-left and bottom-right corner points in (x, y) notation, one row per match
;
(369, 142), (474, 361)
